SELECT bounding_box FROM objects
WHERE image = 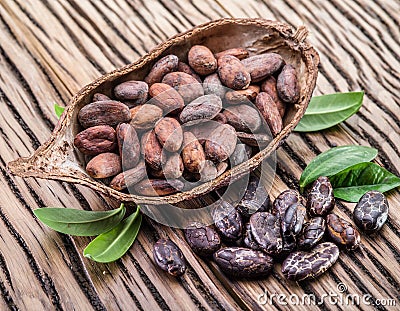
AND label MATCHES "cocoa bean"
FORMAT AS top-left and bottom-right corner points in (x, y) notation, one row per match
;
(134, 179), (184, 196)
(141, 130), (163, 170)
(86, 153), (121, 179)
(78, 101), (131, 128)
(223, 104), (261, 133)
(261, 76), (286, 117)
(113, 81), (148, 107)
(181, 132), (206, 173)
(92, 93), (110, 102)
(188, 45), (217, 75)
(203, 73), (226, 98)
(110, 161), (147, 191)
(162, 153), (184, 179)
(277, 64), (300, 103)
(224, 85), (260, 105)
(255, 92), (283, 136)
(116, 123), (140, 170)
(162, 72), (204, 103)
(145, 54), (179, 86)
(177, 61), (202, 83)
(236, 132), (271, 147)
(217, 55), (251, 90)
(74, 125), (117, 155)
(148, 83), (184, 113)
(180, 94), (222, 124)
(204, 124), (237, 162)
(154, 117), (183, 152)
(241, 53), (284, 82)
(215, 48), (249, 60)
(130, 104), (163, 130)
